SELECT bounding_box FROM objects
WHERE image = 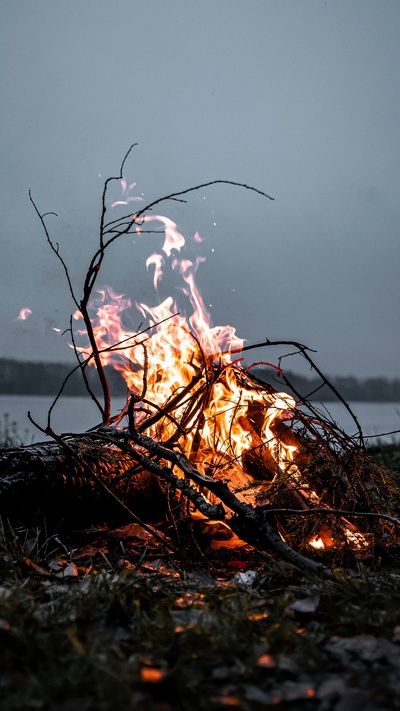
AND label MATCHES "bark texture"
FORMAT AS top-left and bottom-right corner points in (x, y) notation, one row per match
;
(0, 438), (166, 525)
(0, 436), (336, 579)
